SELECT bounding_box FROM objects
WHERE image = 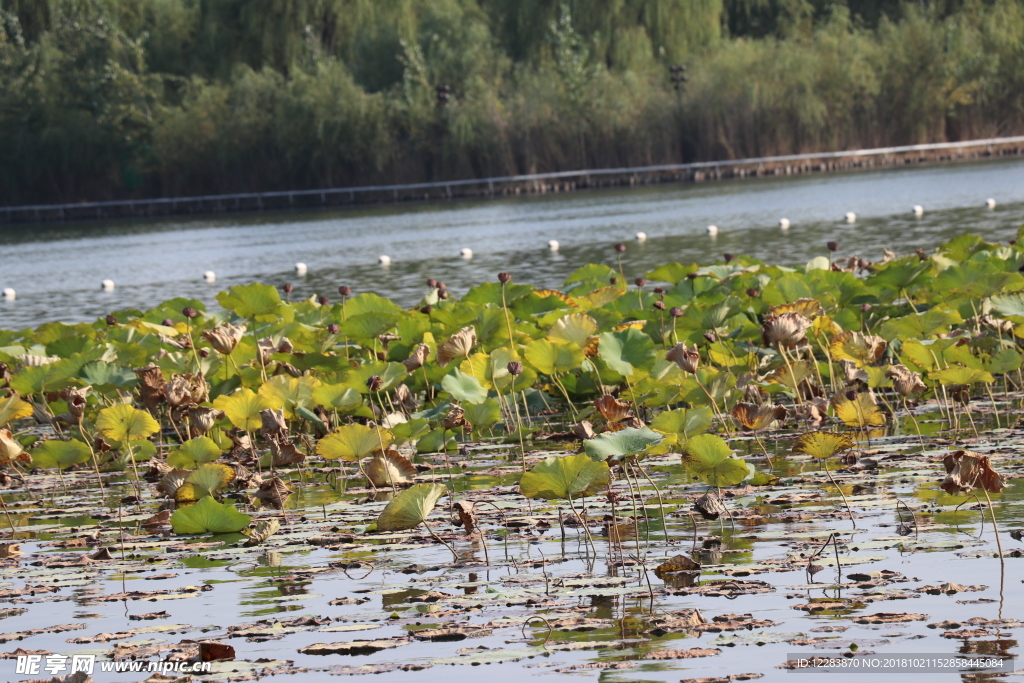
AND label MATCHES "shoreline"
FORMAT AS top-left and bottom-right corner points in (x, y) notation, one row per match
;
(3, 136), (1023, 226)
